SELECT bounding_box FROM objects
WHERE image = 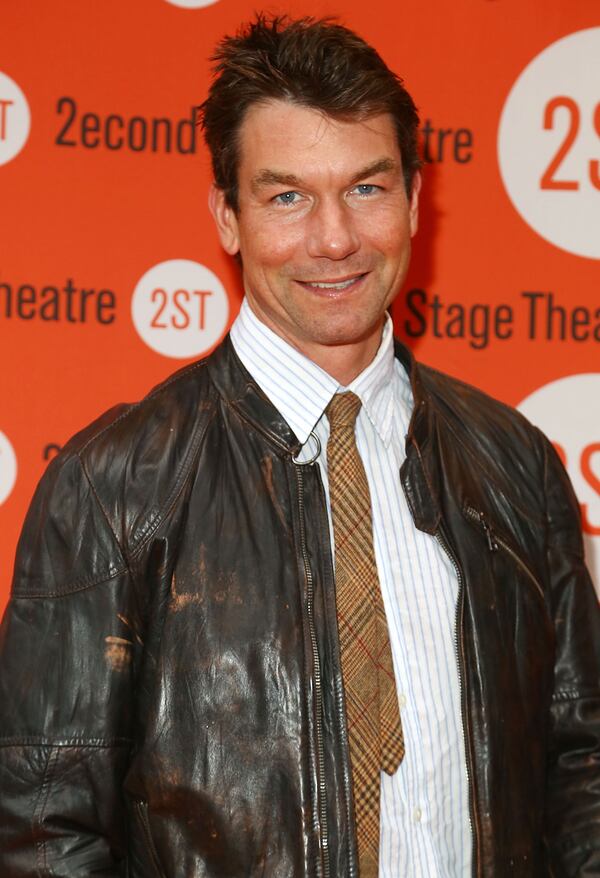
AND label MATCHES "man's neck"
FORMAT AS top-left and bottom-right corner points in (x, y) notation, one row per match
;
(295, 335), (383, 386)
(244, 300), (385, 386)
